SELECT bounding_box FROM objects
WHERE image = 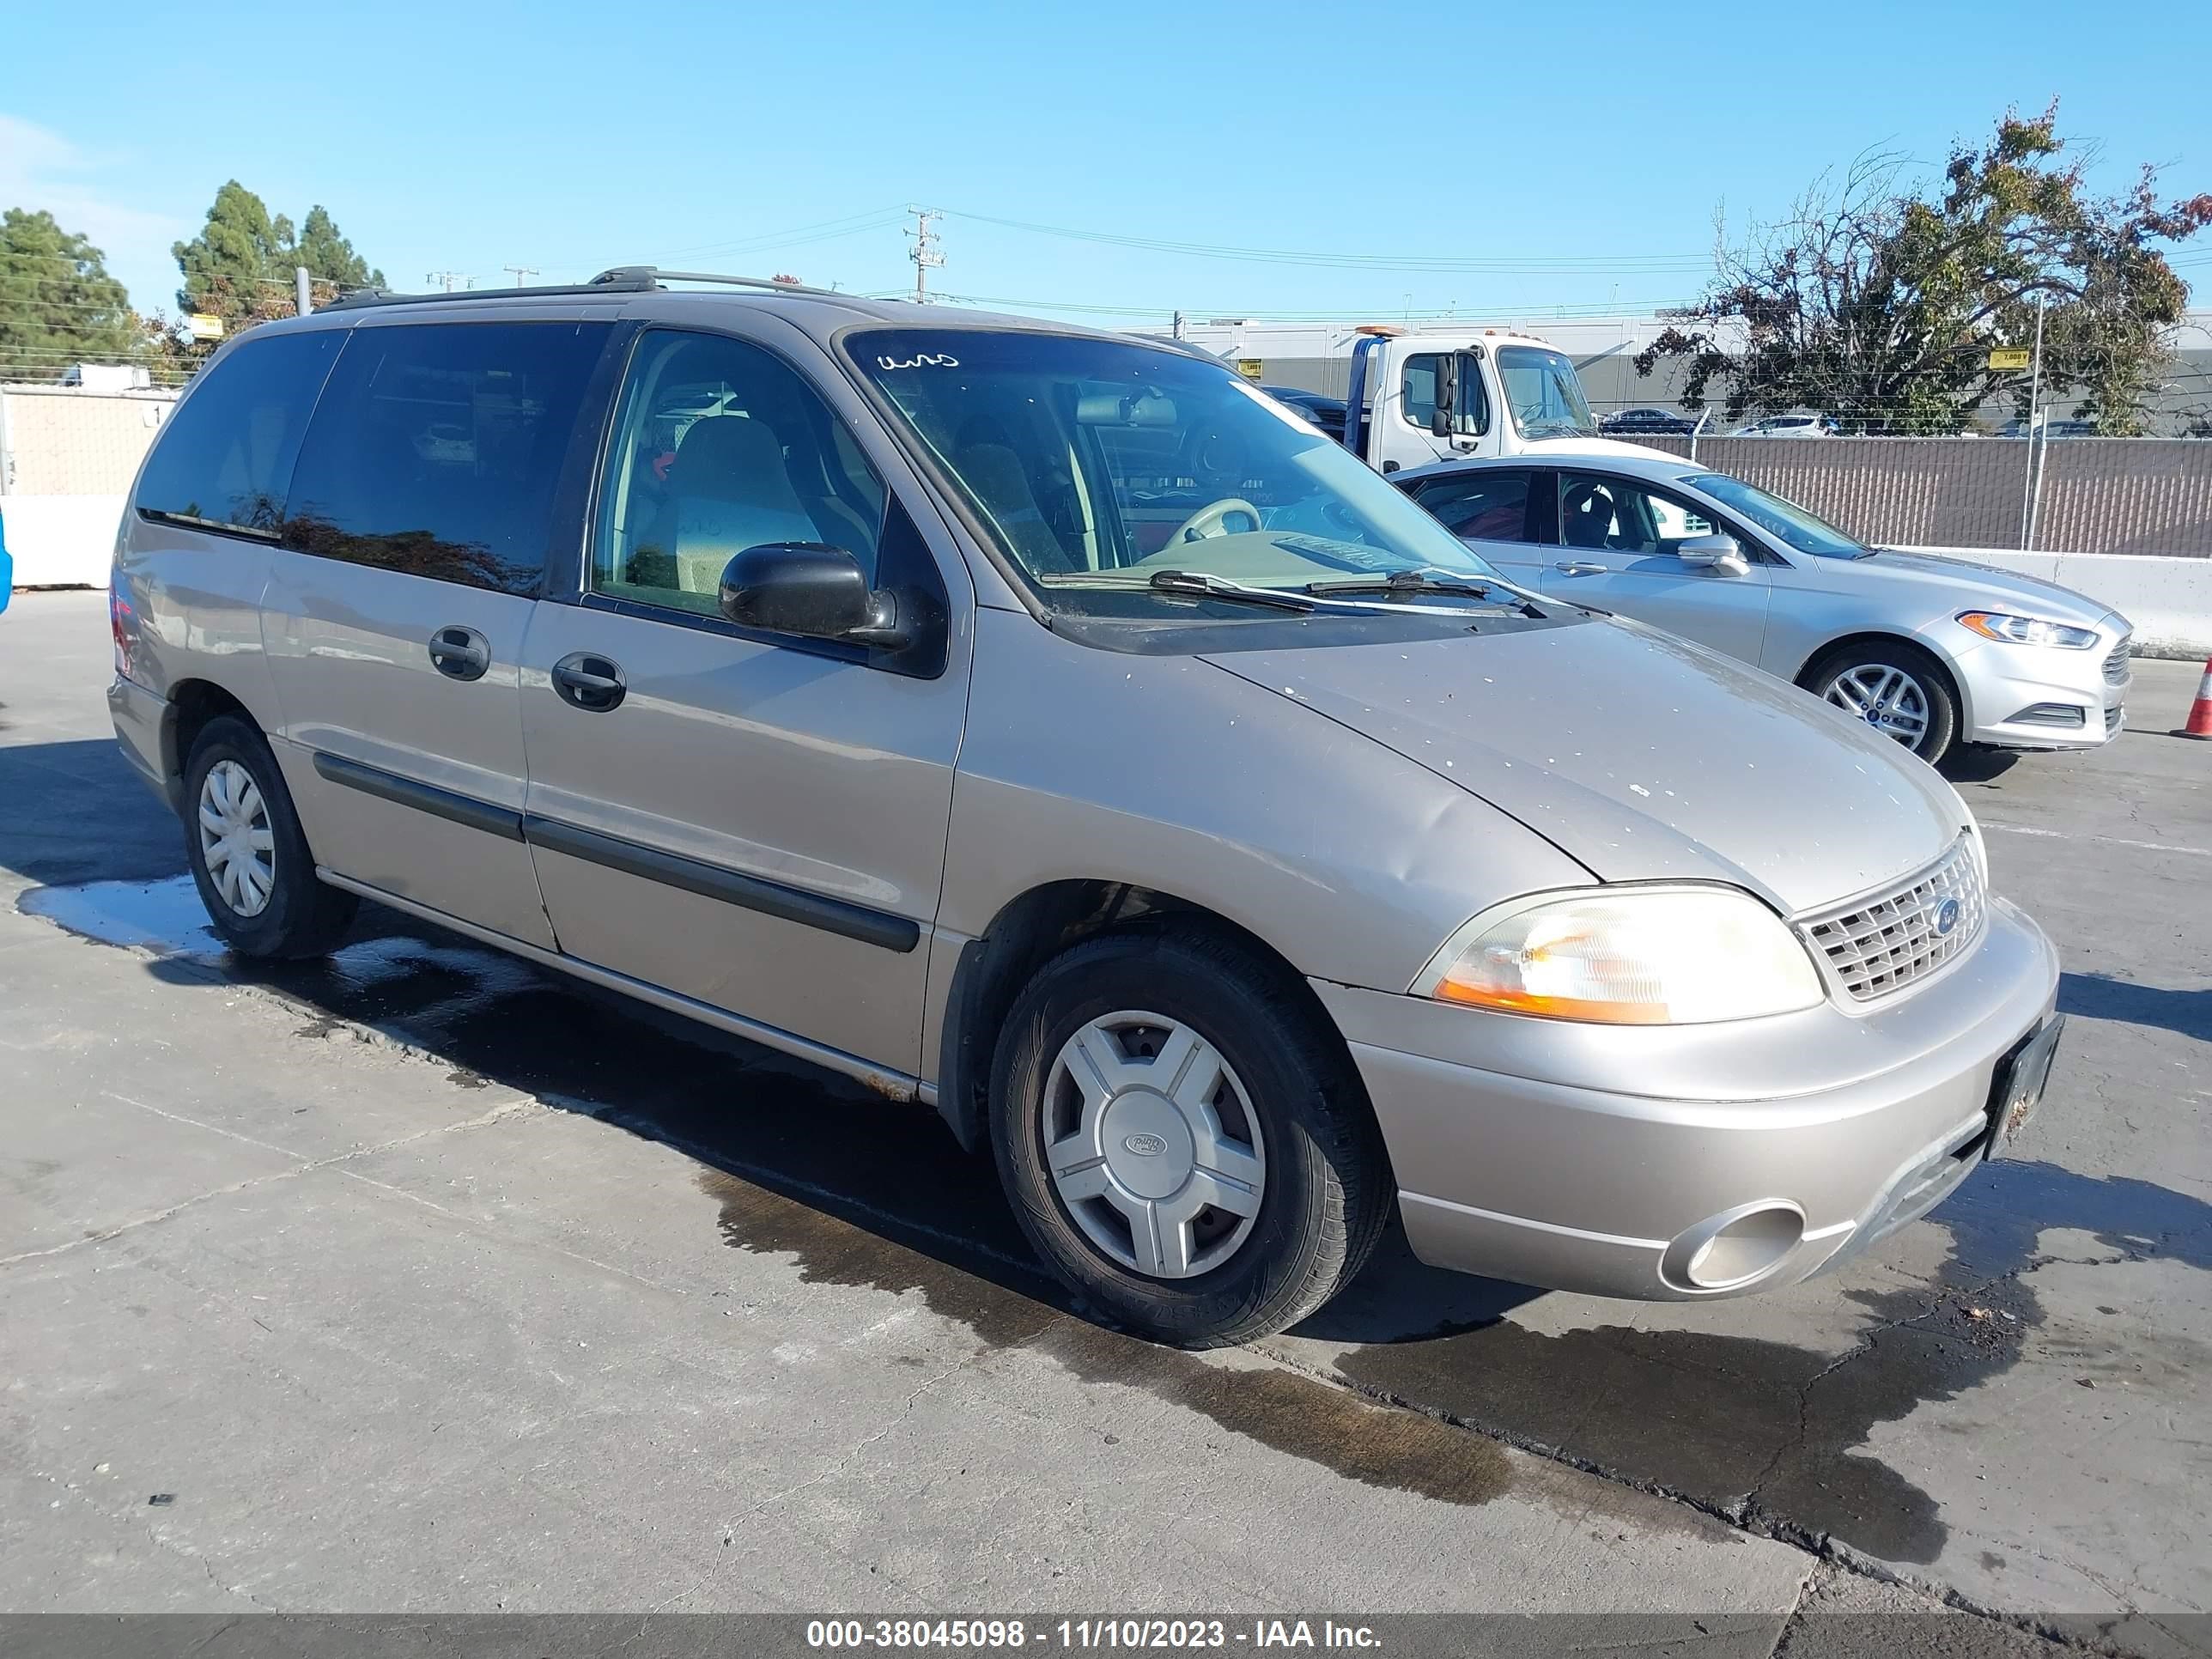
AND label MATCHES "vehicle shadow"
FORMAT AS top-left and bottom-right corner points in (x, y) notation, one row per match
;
(0, 736), (185, 886)
(121, 898), (1547, 1346)
(1935, 745), (2022, 784)
(2058, 969), (2211, 1042)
